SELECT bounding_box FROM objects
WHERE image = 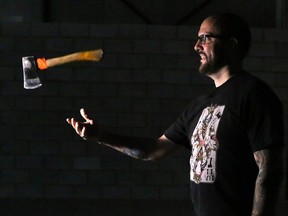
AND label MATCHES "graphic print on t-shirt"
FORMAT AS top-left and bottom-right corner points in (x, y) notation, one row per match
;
(190, 104), (225, 184)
